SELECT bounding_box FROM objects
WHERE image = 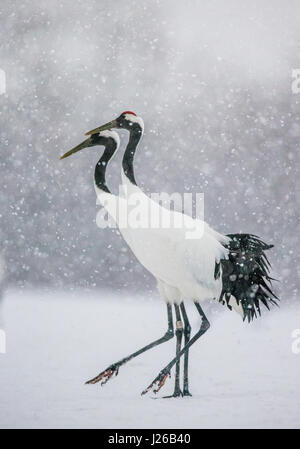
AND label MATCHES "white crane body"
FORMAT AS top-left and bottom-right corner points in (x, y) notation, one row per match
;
(95, 179), (229, 303)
